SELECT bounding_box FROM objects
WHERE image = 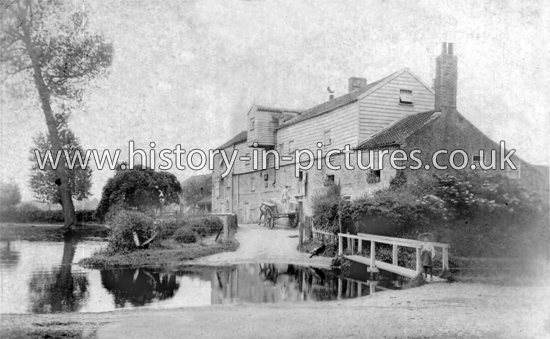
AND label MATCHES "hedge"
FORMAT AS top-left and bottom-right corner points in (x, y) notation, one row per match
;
(0, 209), (99, 224)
